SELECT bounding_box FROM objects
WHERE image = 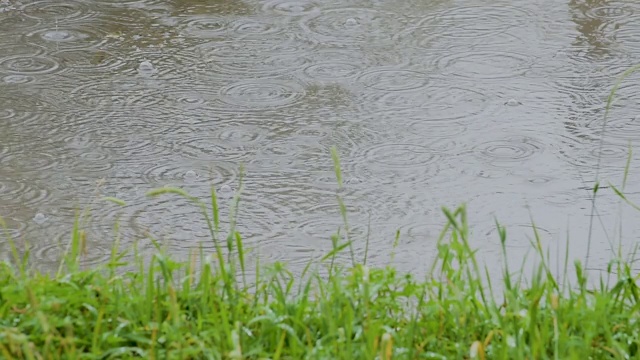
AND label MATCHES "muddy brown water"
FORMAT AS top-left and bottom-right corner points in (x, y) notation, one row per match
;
(1, 0), (639, 278)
